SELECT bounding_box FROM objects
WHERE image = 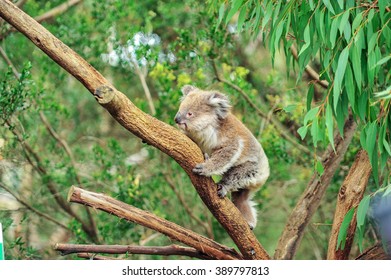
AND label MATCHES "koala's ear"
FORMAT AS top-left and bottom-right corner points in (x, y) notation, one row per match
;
(207, 92), (231, 119)
(181, 85), (197, 96)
